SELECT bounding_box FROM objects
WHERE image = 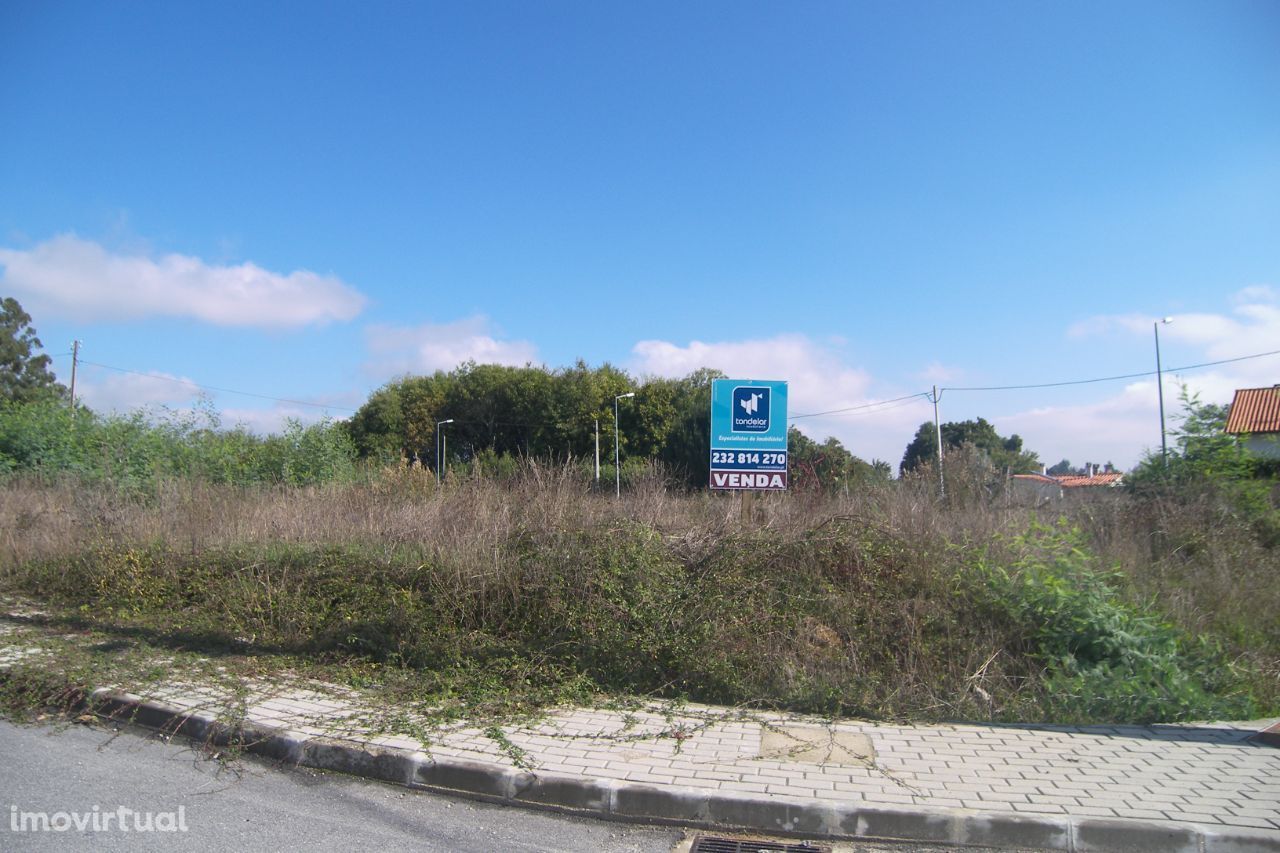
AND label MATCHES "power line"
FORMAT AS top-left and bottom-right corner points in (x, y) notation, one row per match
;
(77, 359), (361, 412)
(941, 348), (1280, 392)
(789, 392), (932, 420)
(56, 344), (1280, 425)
